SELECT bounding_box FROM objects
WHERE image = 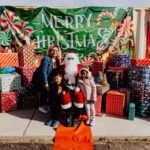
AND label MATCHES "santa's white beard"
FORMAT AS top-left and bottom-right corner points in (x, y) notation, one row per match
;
(65, 60), (78, 85)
